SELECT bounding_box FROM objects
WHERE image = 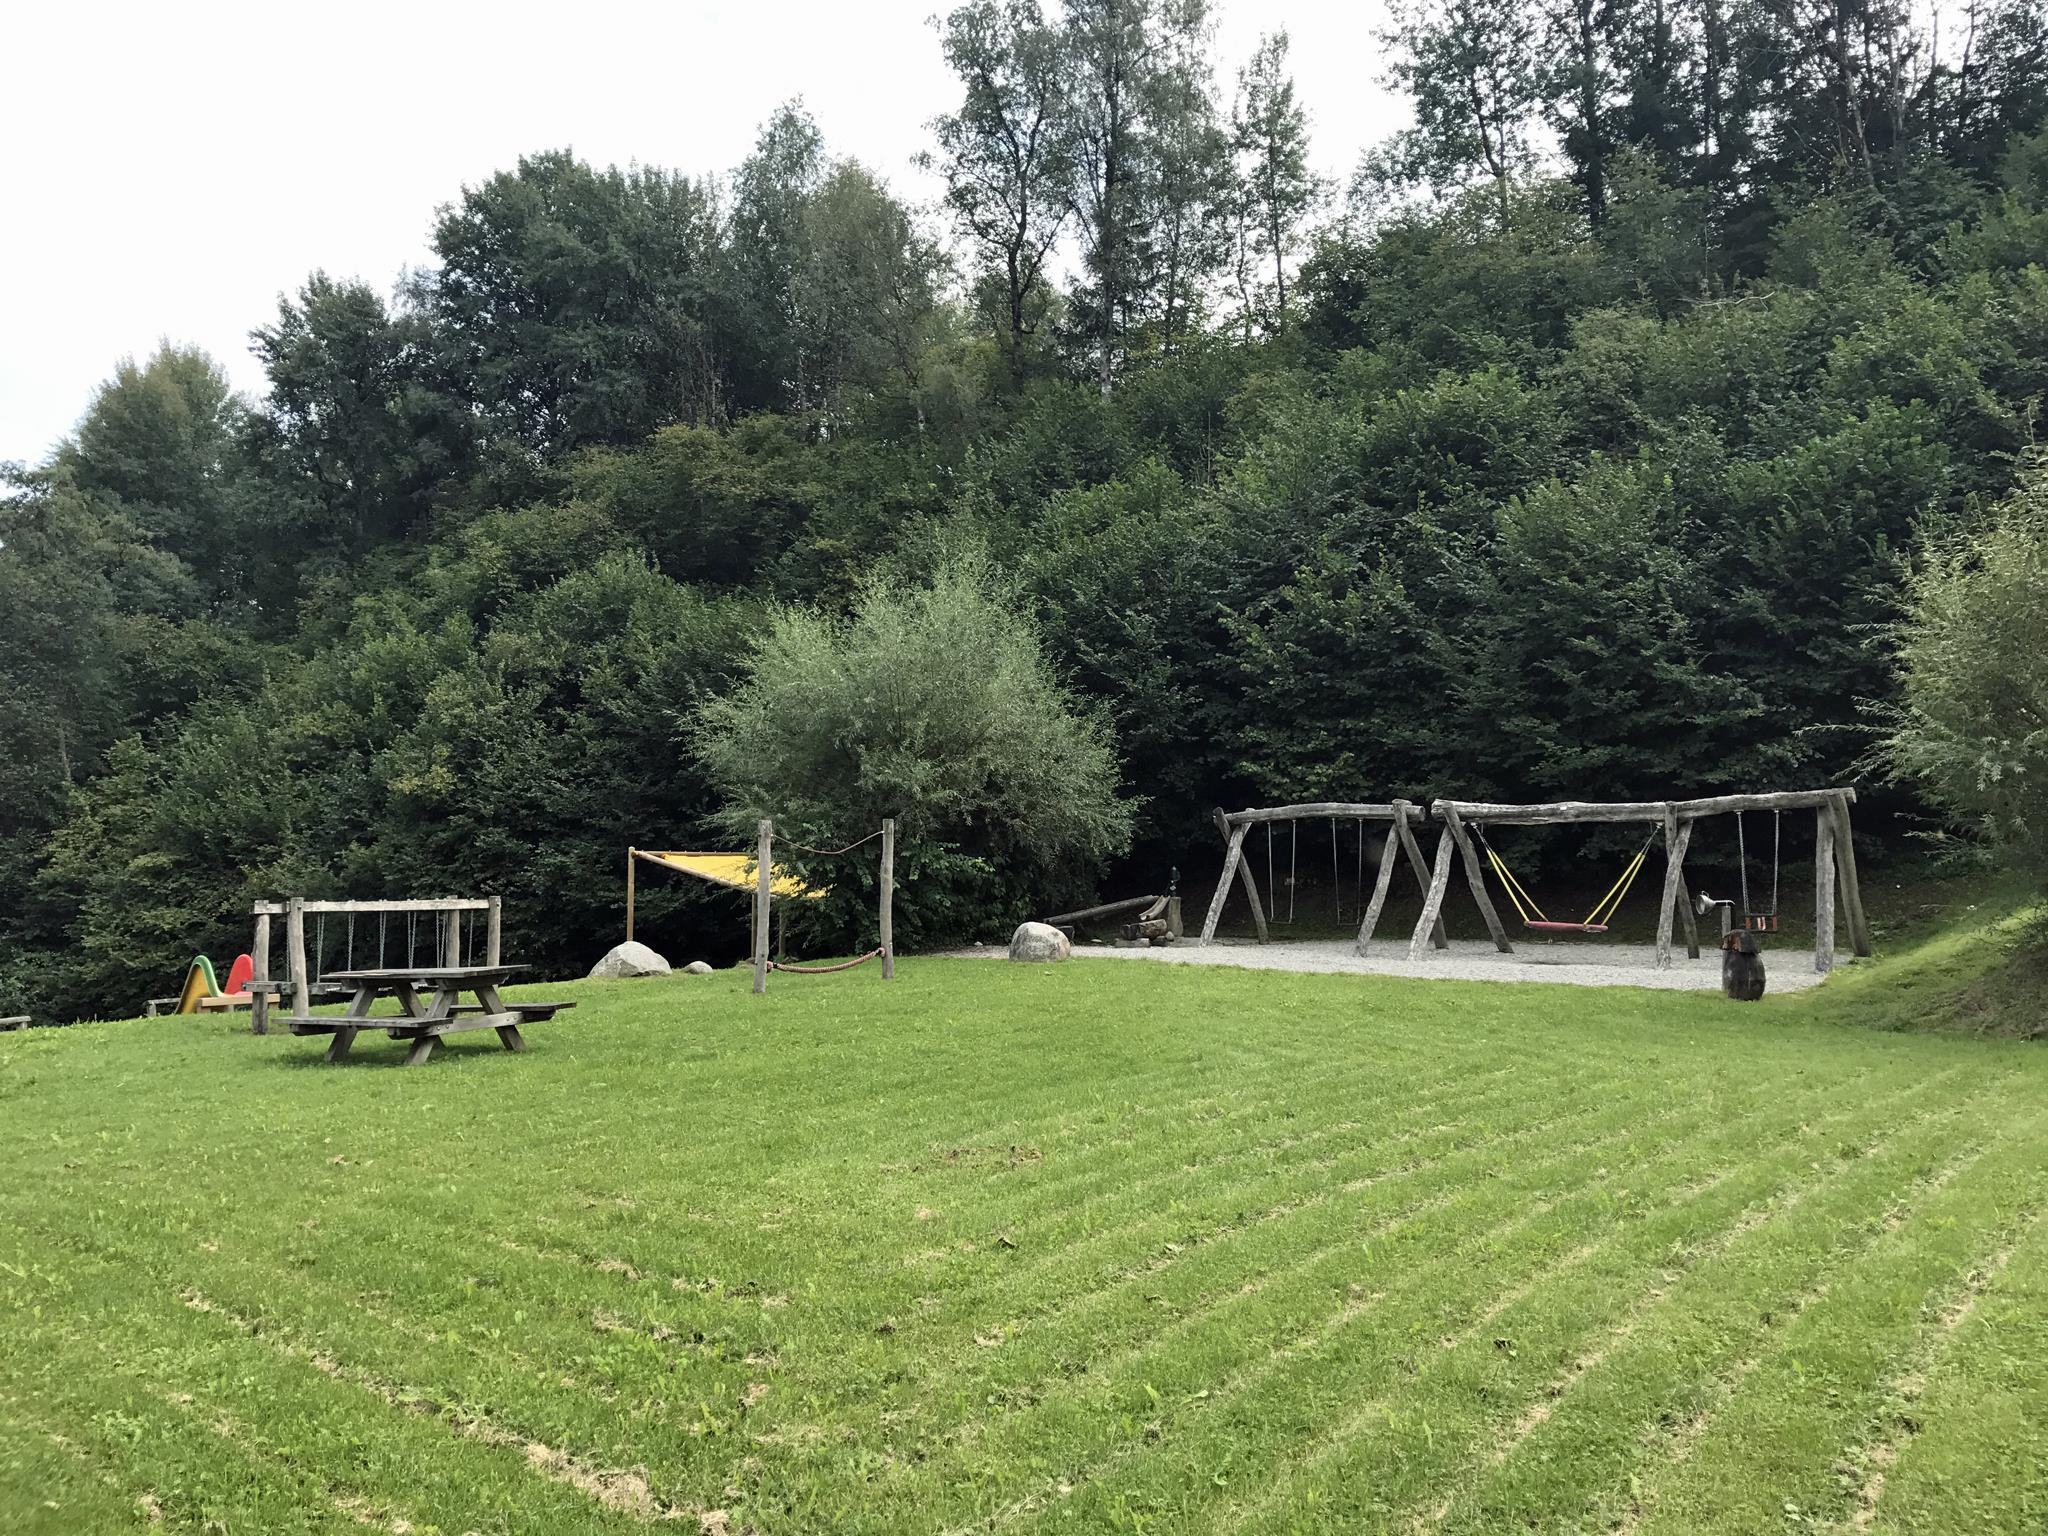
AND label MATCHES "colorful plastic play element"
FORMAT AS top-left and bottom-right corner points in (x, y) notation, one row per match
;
(173, 953), (255, 1014)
